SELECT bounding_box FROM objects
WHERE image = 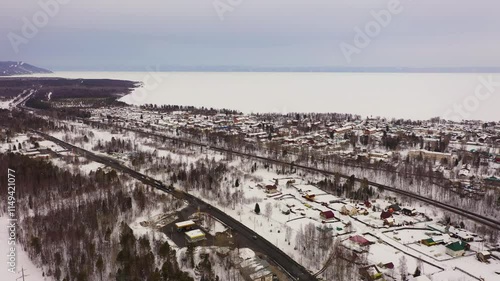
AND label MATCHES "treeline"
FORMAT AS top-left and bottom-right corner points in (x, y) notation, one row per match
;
(115, 223), (193, 281)
(0, 78), (136, 99)
(24, 91), (108, 117)
(0, 153), (194, 281)
(294, 223), (367, 280)
(140, 104), (240, 116)
(169, 157), (231, 206)
(93, 137), (134, 154)
(0, 109), (57, 134)
(0, 109), (88, 134)
(317, 176), (374, 201)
